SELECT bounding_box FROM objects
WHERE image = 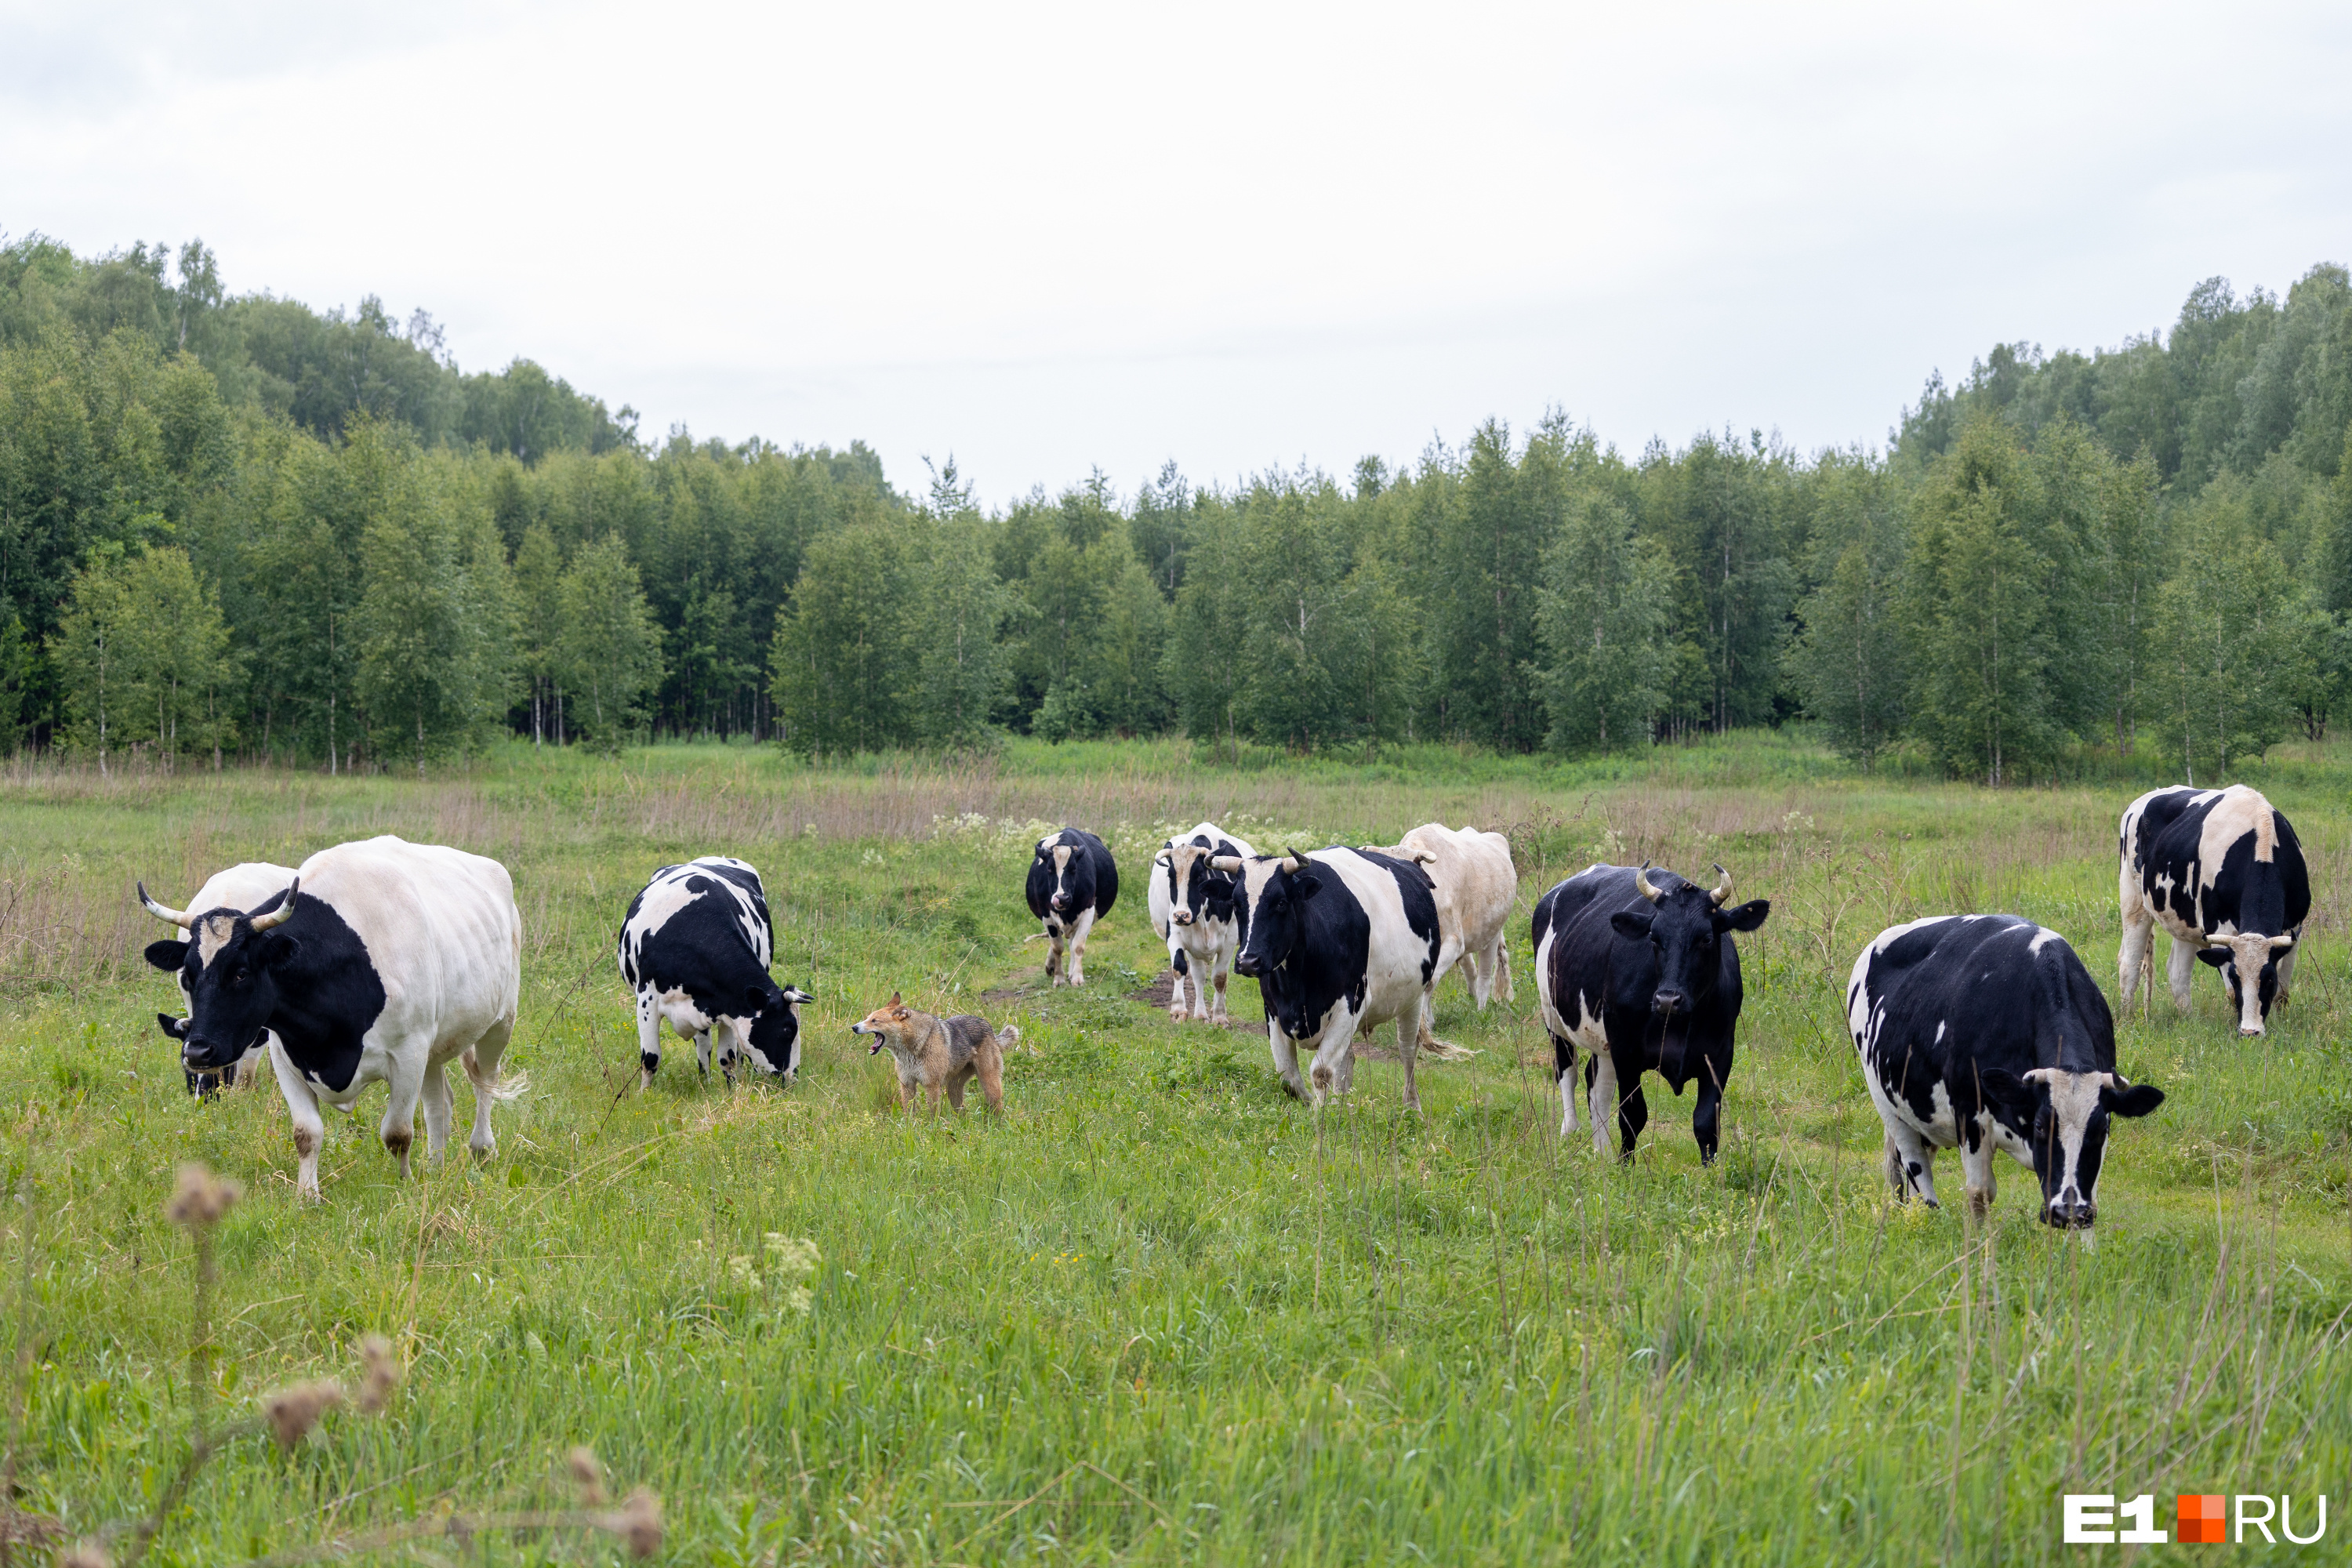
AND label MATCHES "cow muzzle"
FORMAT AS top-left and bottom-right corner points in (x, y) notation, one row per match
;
(1172, 909), (1194, 927)
(2239, 1022), (2266, 1038)
(1233, 953), (1261, 978)
(2043, 1194), (2096, 1230)
(1650, 989), (1686, 1016)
